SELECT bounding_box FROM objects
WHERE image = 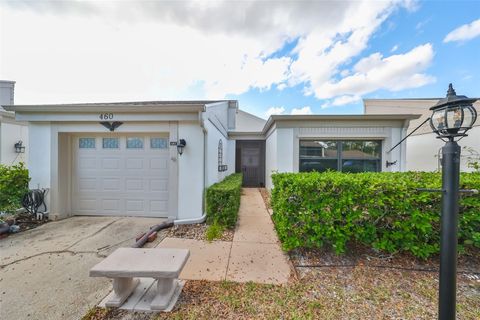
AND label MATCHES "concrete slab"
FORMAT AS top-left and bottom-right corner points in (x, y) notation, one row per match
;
(238, 188), (267, 217)
(157, 237), (231, 281)
(226, 242), (291, 284)
(70, 217), (166, 255)
(0, 216), (120, 266)
(0, 251), (111, 320)
(233, 215), (278, 244)
(0, 216), (167, 320)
